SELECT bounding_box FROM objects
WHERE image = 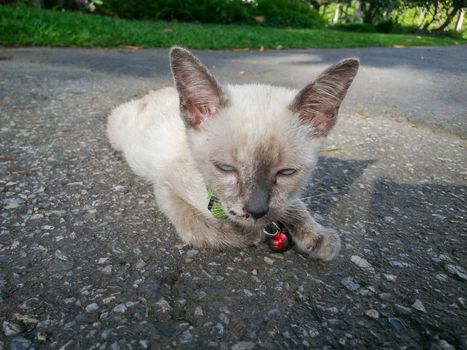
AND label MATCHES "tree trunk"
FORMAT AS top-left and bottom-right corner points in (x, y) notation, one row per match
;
(363, 3), (374, 24)
(342, 4), (350, 23)
(434, 5), (462, 32)
(332, 4), (341, 24)
(322, 4), (328, 17)
(455, 8), (465, 31)
(310, 0), (321, 11)
(417, 8), (427, 29)
(423, 3), (439, 30)
(353, 1), (362, 22)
